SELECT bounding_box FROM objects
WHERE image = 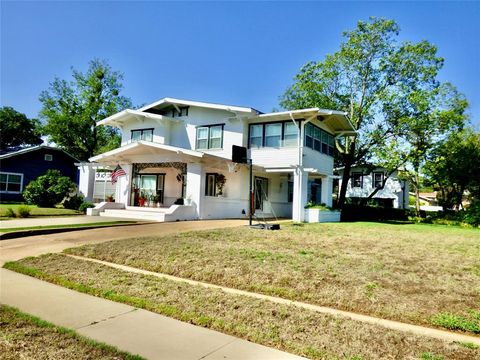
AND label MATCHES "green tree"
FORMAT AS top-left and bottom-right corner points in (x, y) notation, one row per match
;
(280, 17), (466, 209)
(40, 59), (132, 161)
(424, 128), (480, 210)
(23, 170), (77, 207)
(0, 107), (43, 150)
(386, 81), (468, 214)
